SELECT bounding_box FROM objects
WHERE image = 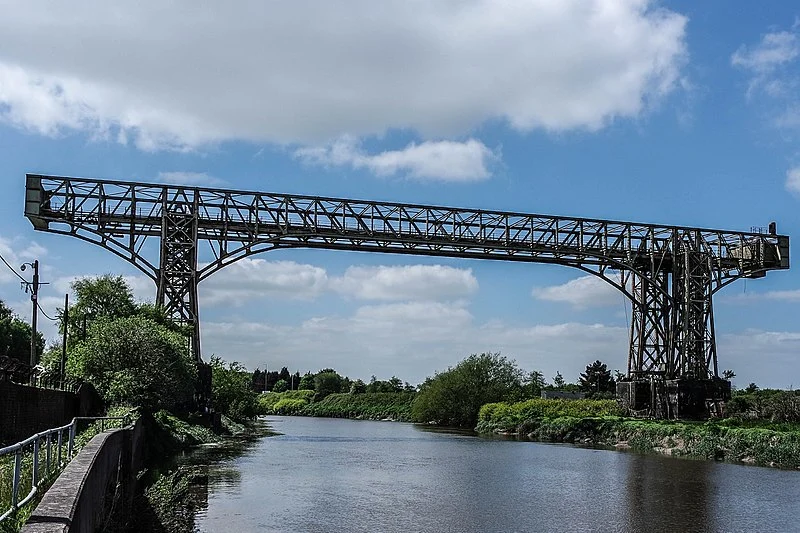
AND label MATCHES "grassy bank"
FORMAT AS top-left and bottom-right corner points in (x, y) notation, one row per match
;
(477, 399), (800, 469)
(258, 391), (415, 421)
